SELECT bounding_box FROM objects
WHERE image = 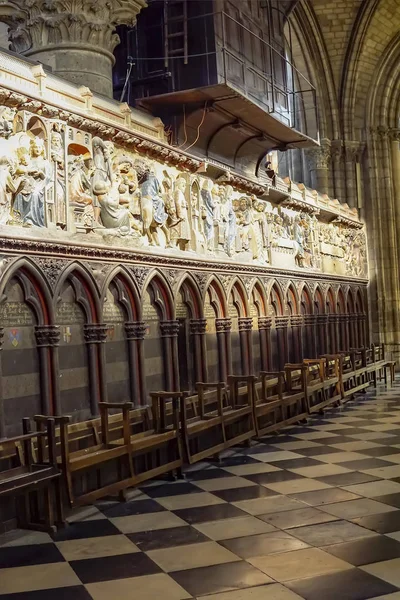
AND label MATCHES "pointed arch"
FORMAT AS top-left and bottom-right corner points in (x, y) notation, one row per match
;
(287, 283), (299, 315)
(300, 283), (312, 314)
(337, 287), (346, 314)
(176, 273), (203, 319)
(228, 277), (250, 318)
(313, 285), (324, 314)
(0, 257), (54, 325)
(204, 276), (228, 319)
(54, 262), (101, 323)
(143, 270), (175, 321)
(101, 266), (141, 321)
(326, 286), (336, 314)
(268, 280), (285, 316)
(250, 279), (268, 317)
